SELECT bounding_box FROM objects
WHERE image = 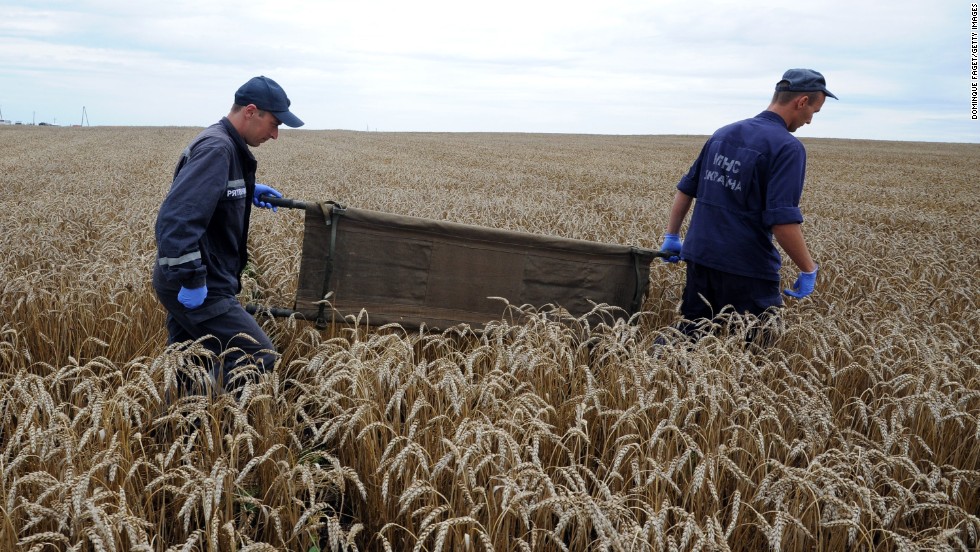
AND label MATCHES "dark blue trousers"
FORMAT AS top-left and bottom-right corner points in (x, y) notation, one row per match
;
(677, 261), (783, 342)
(154, 283), (277, 390)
